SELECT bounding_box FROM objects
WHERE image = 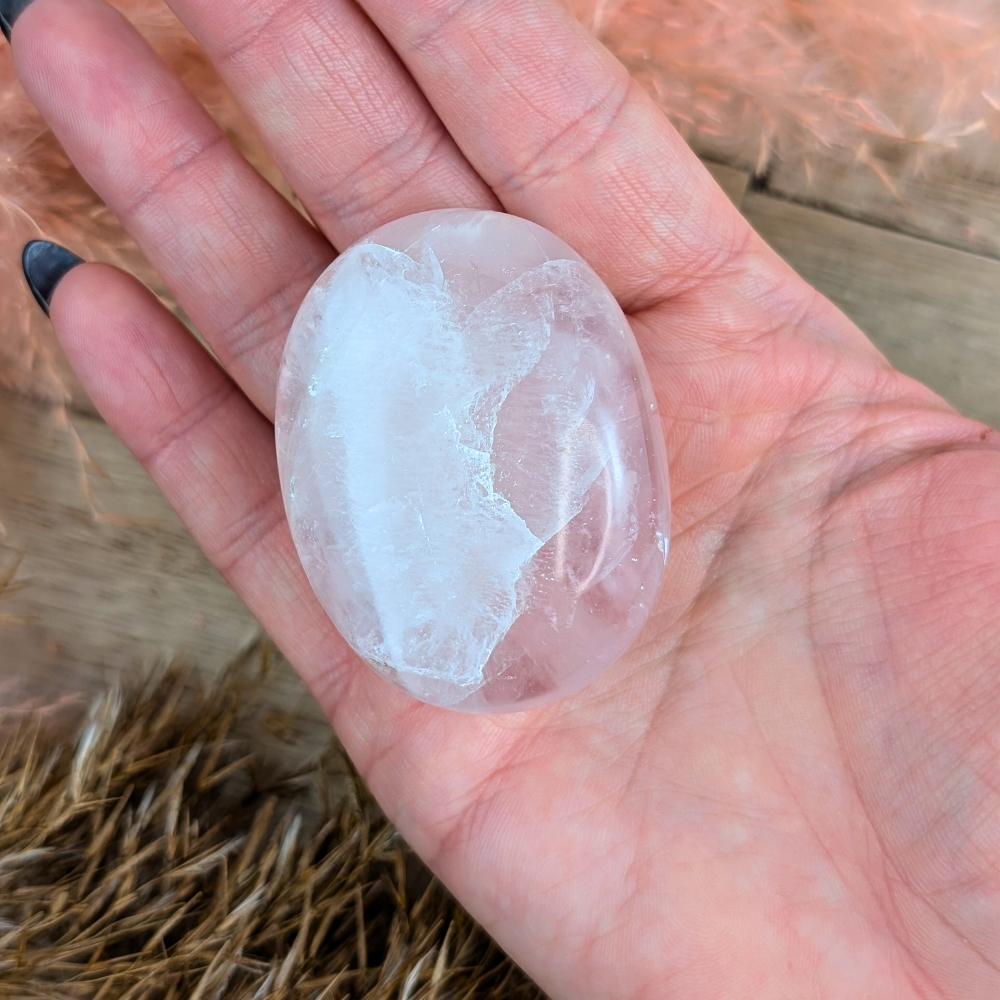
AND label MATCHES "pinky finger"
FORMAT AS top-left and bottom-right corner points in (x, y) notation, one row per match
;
(43, 253), (361, 708)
